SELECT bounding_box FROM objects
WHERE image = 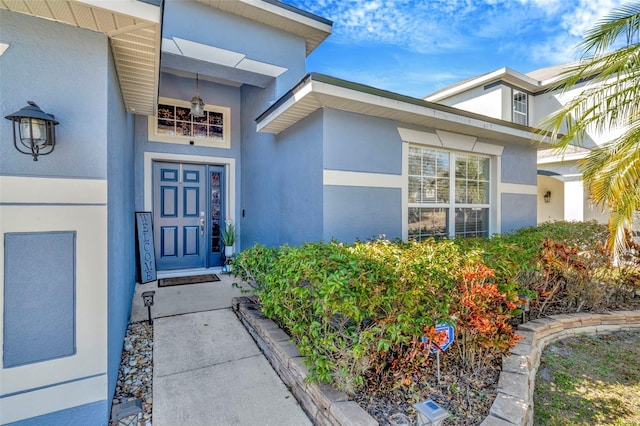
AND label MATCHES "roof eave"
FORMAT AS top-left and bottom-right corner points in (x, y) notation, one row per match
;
(198, 0), (332, 55)
(257, 73), (555, 150)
